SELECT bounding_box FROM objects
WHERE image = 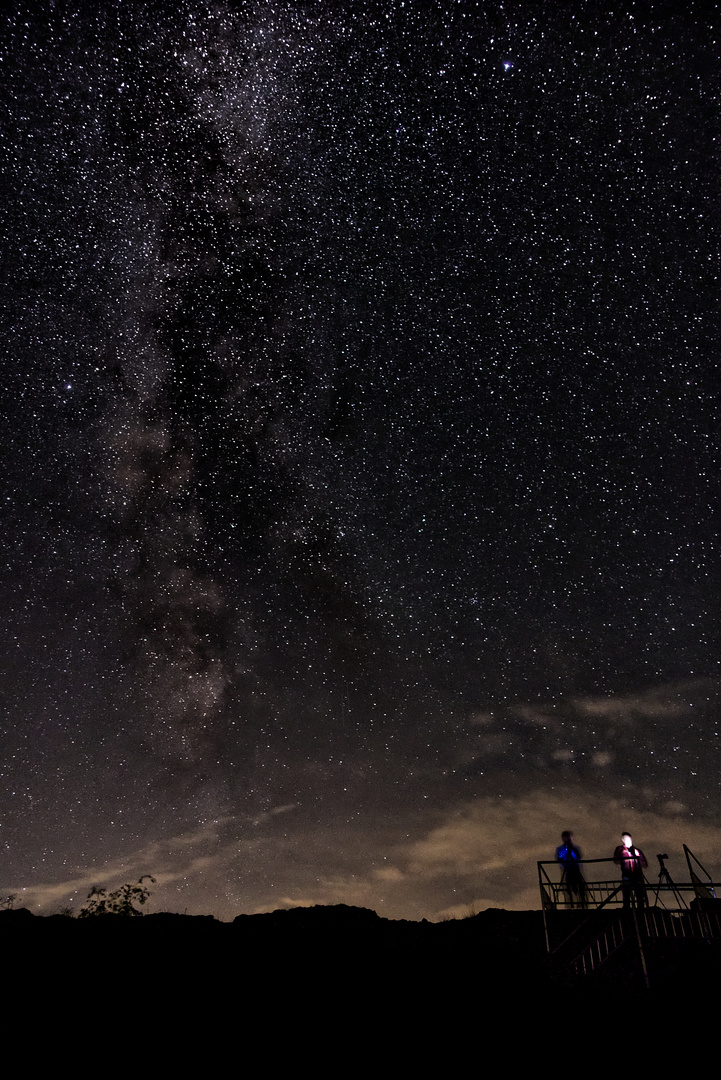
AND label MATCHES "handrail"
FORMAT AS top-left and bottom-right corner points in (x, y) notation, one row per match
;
(538, 857), (617, 865)
(545, 884), (624, 960)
